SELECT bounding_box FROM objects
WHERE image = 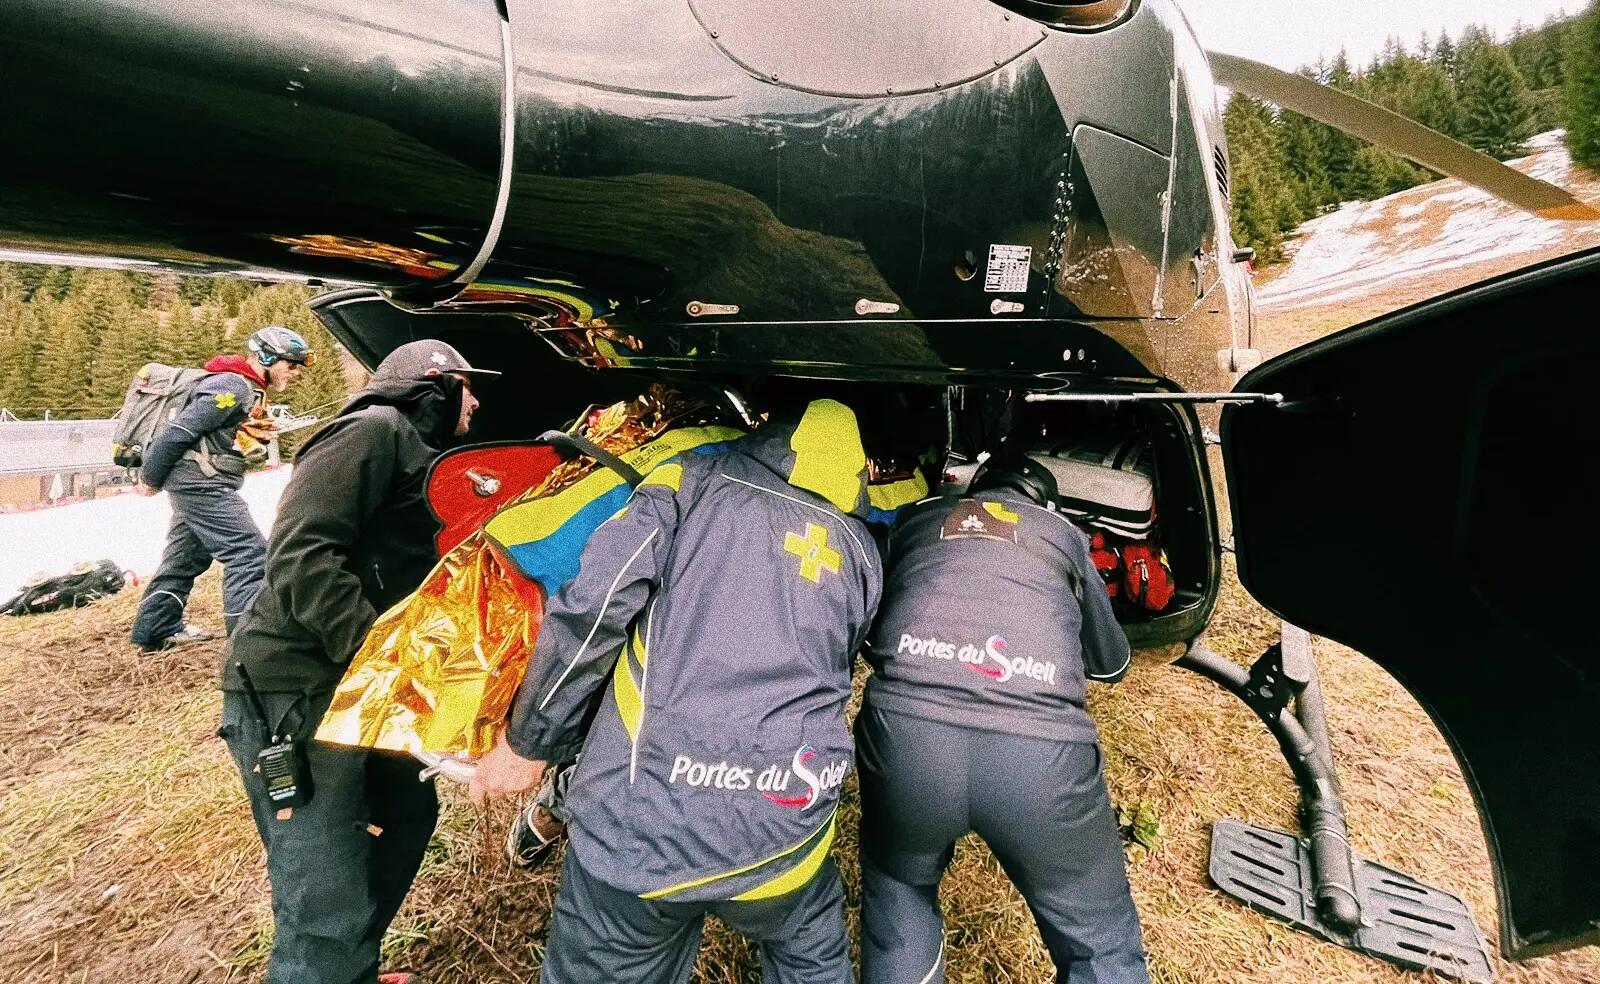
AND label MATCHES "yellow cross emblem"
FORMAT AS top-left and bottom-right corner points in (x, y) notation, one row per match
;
(784, 523), (842, 584)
